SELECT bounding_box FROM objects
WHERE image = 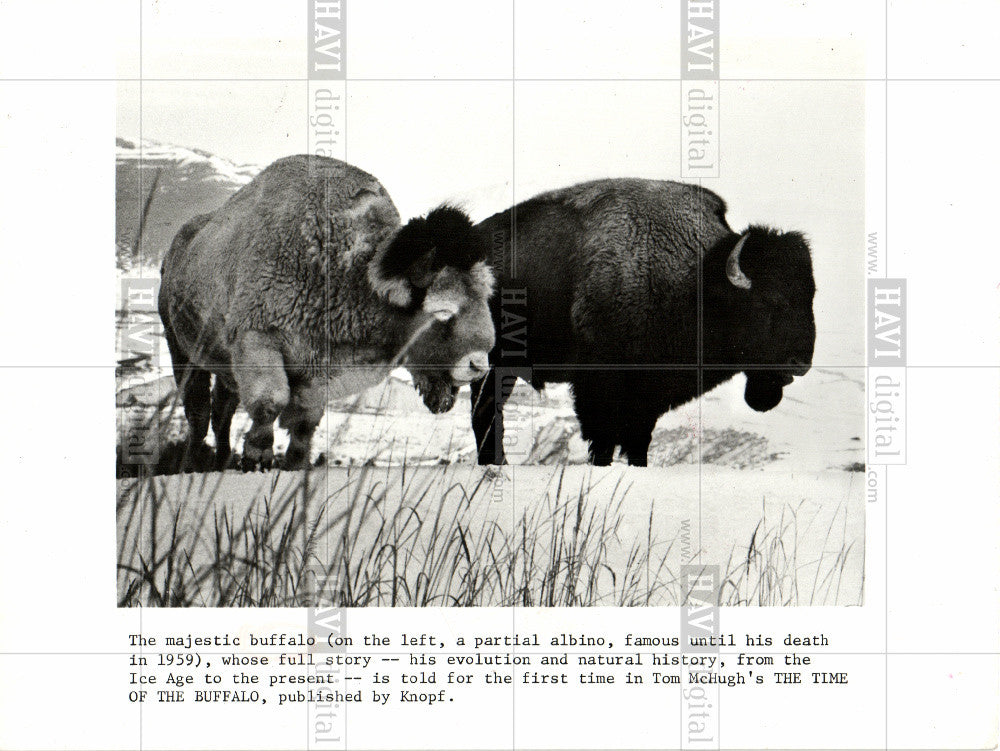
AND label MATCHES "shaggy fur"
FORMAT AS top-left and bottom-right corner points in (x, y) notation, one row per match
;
(470, 178), (816, 466)
(159, 155), (494, 472)
(367, 206), (489, 309)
